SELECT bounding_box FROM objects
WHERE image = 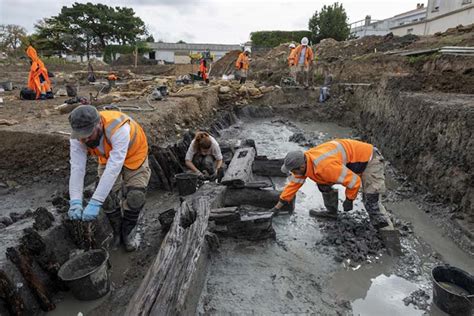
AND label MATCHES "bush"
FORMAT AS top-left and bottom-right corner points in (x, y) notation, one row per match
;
(250, 31), (313, 47)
